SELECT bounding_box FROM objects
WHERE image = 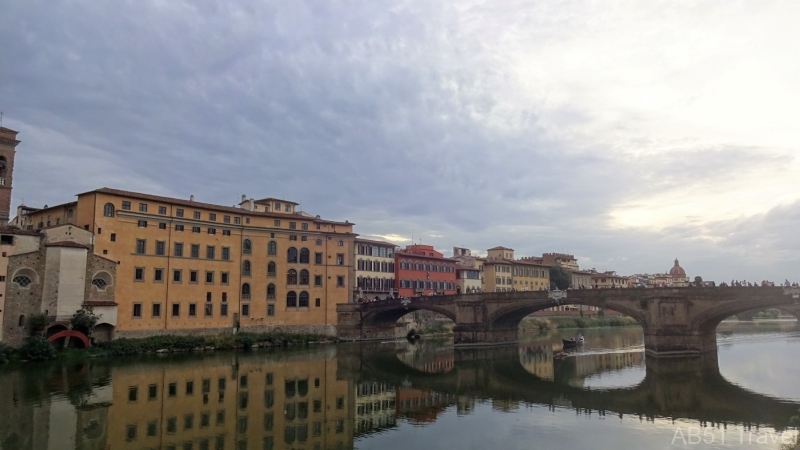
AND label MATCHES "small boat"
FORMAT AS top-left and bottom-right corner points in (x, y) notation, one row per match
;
(562, 335), (585, 347)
